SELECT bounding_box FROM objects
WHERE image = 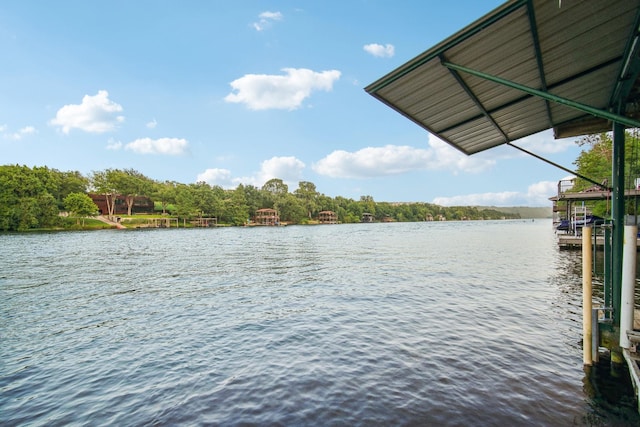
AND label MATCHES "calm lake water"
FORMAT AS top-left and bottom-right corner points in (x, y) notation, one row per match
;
(2, 220), (639, 426)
